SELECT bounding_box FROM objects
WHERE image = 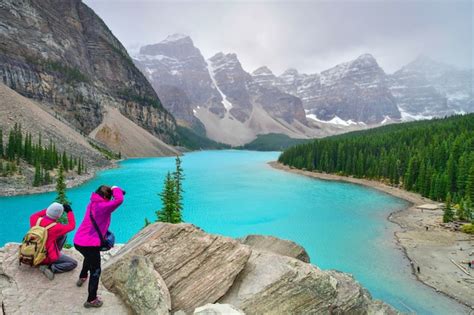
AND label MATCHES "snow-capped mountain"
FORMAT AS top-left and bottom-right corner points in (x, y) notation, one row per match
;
(389, 56), (473, 119)
(133, 35), (334, 145)
(252, 54), (401, 124)
(133, 34), (222, 131)
(133, 34), (472, 145)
